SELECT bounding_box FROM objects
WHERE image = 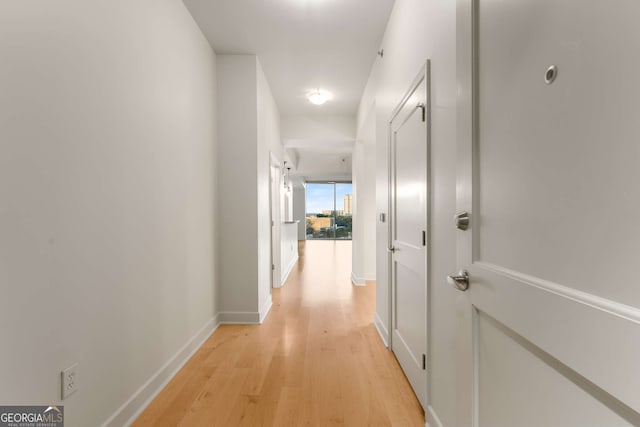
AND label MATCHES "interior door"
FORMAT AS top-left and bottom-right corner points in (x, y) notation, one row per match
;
(270, 162), (281, 289)
(456, 1), (640, 426)
(389, 63), (429, 409)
